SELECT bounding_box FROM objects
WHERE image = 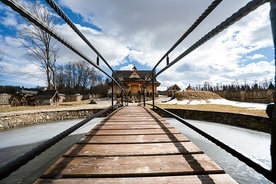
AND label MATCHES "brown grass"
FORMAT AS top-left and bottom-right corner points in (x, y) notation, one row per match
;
(157, 91), (268, 117)
(156, 104), (268, 118)
(0, 100), (92, 113)
(174, 91), (222, 101)
(0, 95), (268, 118)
